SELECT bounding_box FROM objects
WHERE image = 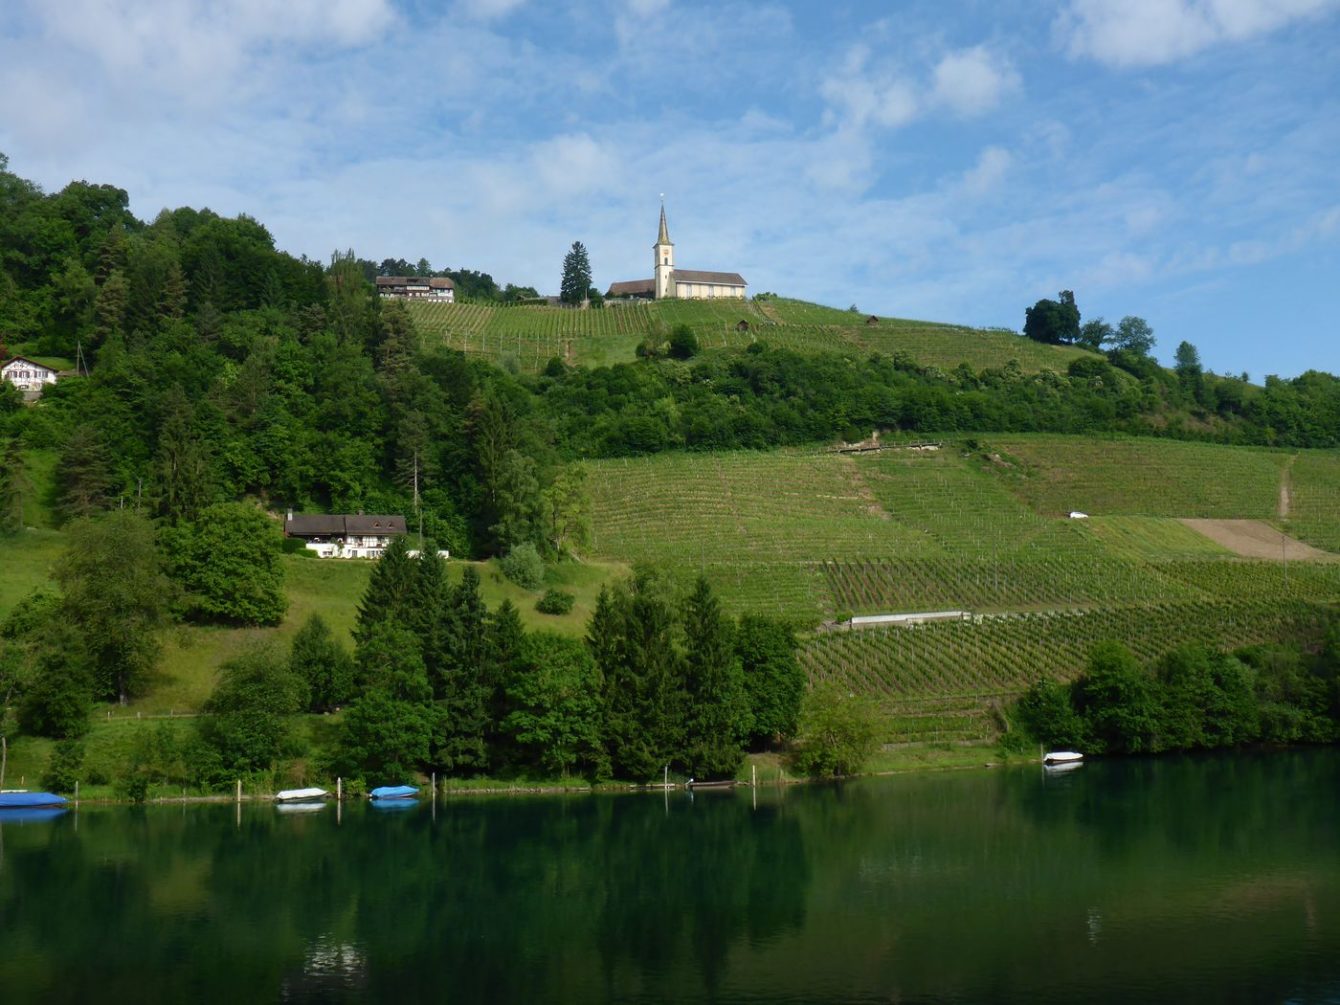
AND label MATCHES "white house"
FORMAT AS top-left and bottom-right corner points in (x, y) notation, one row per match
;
(375, 276), (455, 302)
(2, 356), (60, 397)
(285, 513), (414, 559)
(606, 205), (747, 301)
